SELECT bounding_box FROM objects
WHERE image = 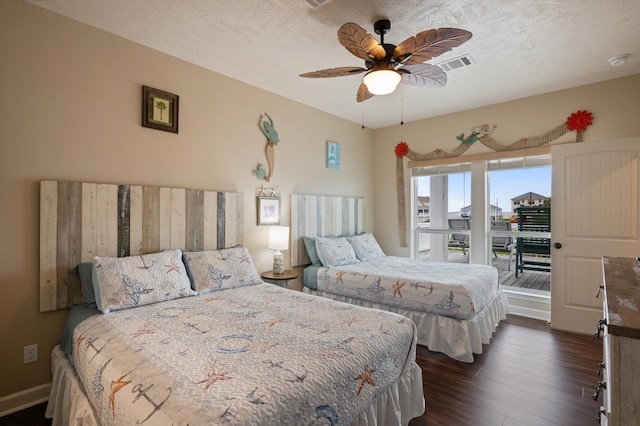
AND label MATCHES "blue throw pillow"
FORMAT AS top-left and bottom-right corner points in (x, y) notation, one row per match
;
(72, 262), (96, 307)
(303, 236), (323, 266)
